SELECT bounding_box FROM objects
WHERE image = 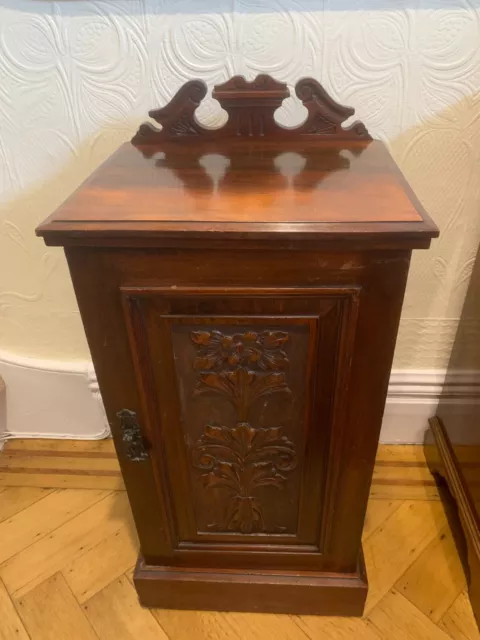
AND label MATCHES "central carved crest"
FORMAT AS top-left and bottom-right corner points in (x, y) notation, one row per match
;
(132, 74), (370, 144)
